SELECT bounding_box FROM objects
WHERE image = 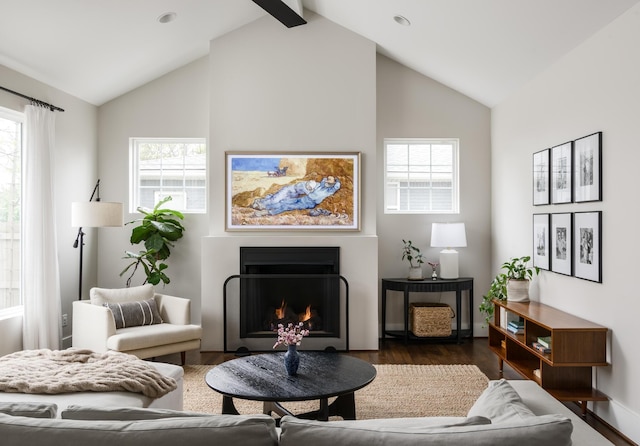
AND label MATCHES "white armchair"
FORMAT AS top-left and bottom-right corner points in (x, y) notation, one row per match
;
(72, 285), (202, 365)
